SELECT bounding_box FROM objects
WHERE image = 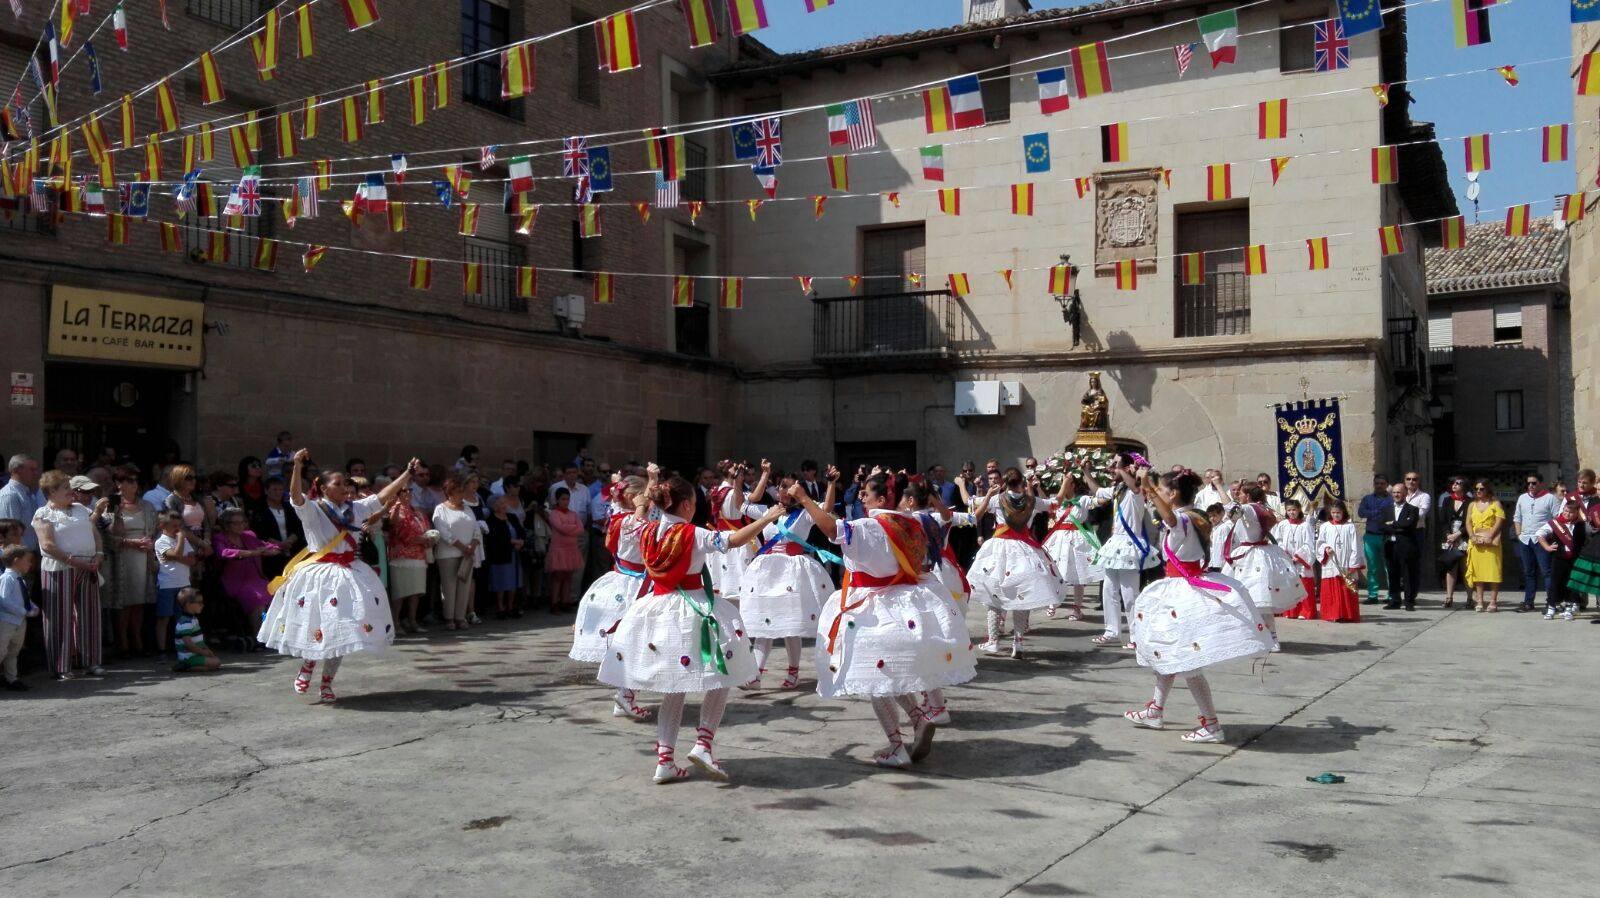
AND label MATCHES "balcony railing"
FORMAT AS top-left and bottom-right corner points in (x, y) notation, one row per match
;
(187, 0), (264, 30)
(464, 238), (527, 312)
(1174, 257), (1250, 337)
(0, 196), (49, 235)
(813, 290), (967, 363)
(1387, 314), (1426, 387)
